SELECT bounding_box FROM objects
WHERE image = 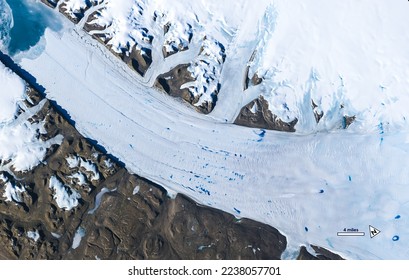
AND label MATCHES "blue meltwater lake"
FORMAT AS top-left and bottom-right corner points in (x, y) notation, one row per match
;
(0, 0), (62, 56)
